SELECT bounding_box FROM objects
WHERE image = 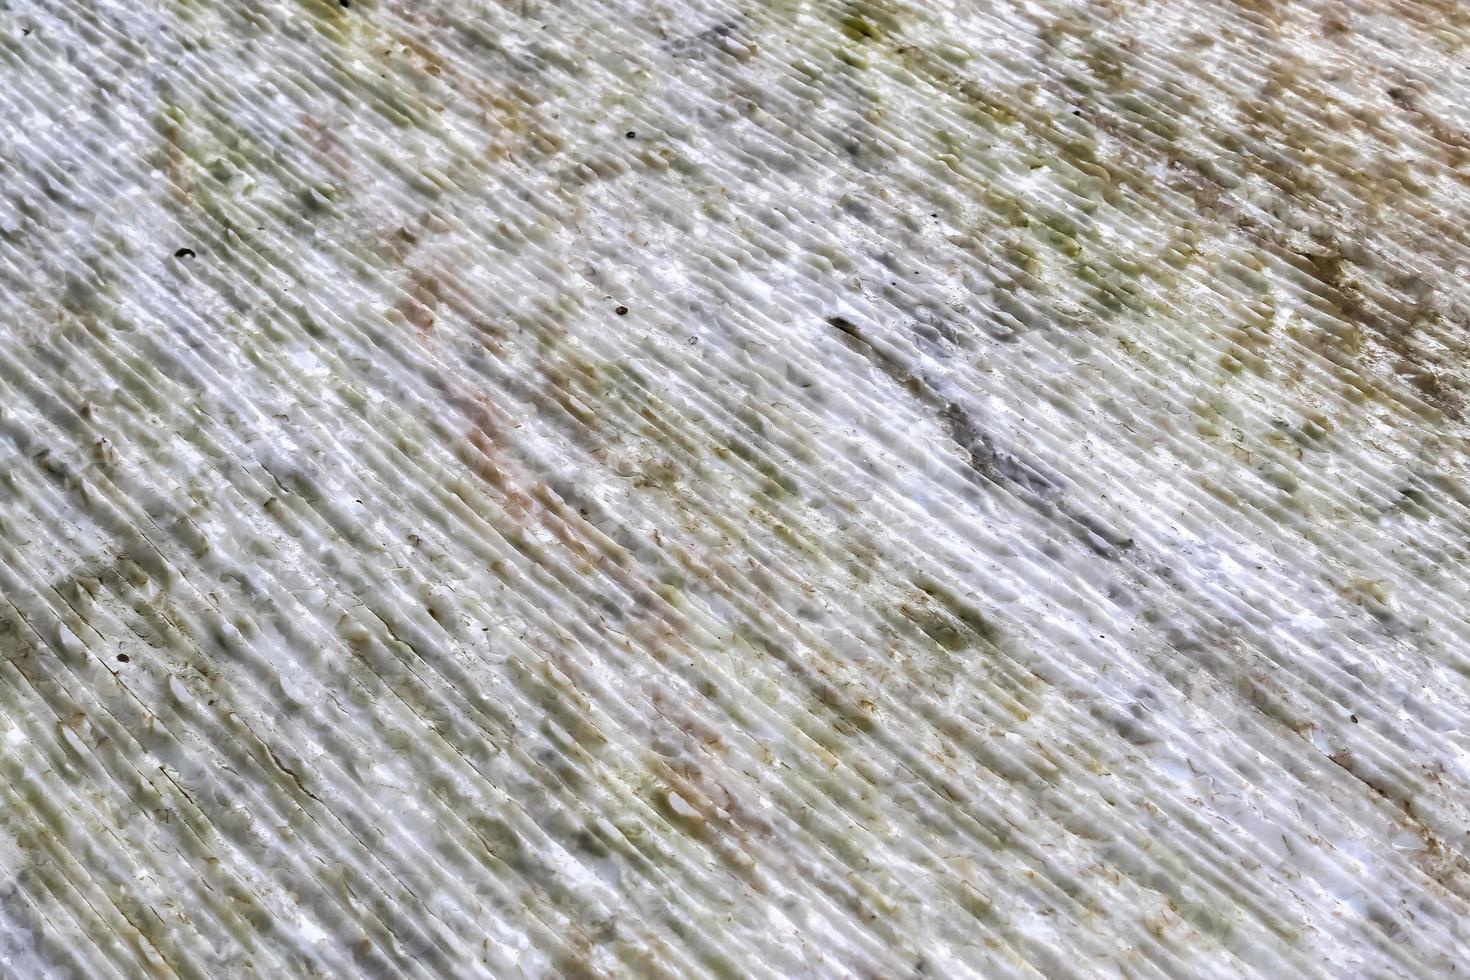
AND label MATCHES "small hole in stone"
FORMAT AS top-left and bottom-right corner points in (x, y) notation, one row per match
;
(615, 305), (628, 316)
(174, 247), (196, 259)
(625, 131), (636, 139)
(116, 654), (130, 663)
